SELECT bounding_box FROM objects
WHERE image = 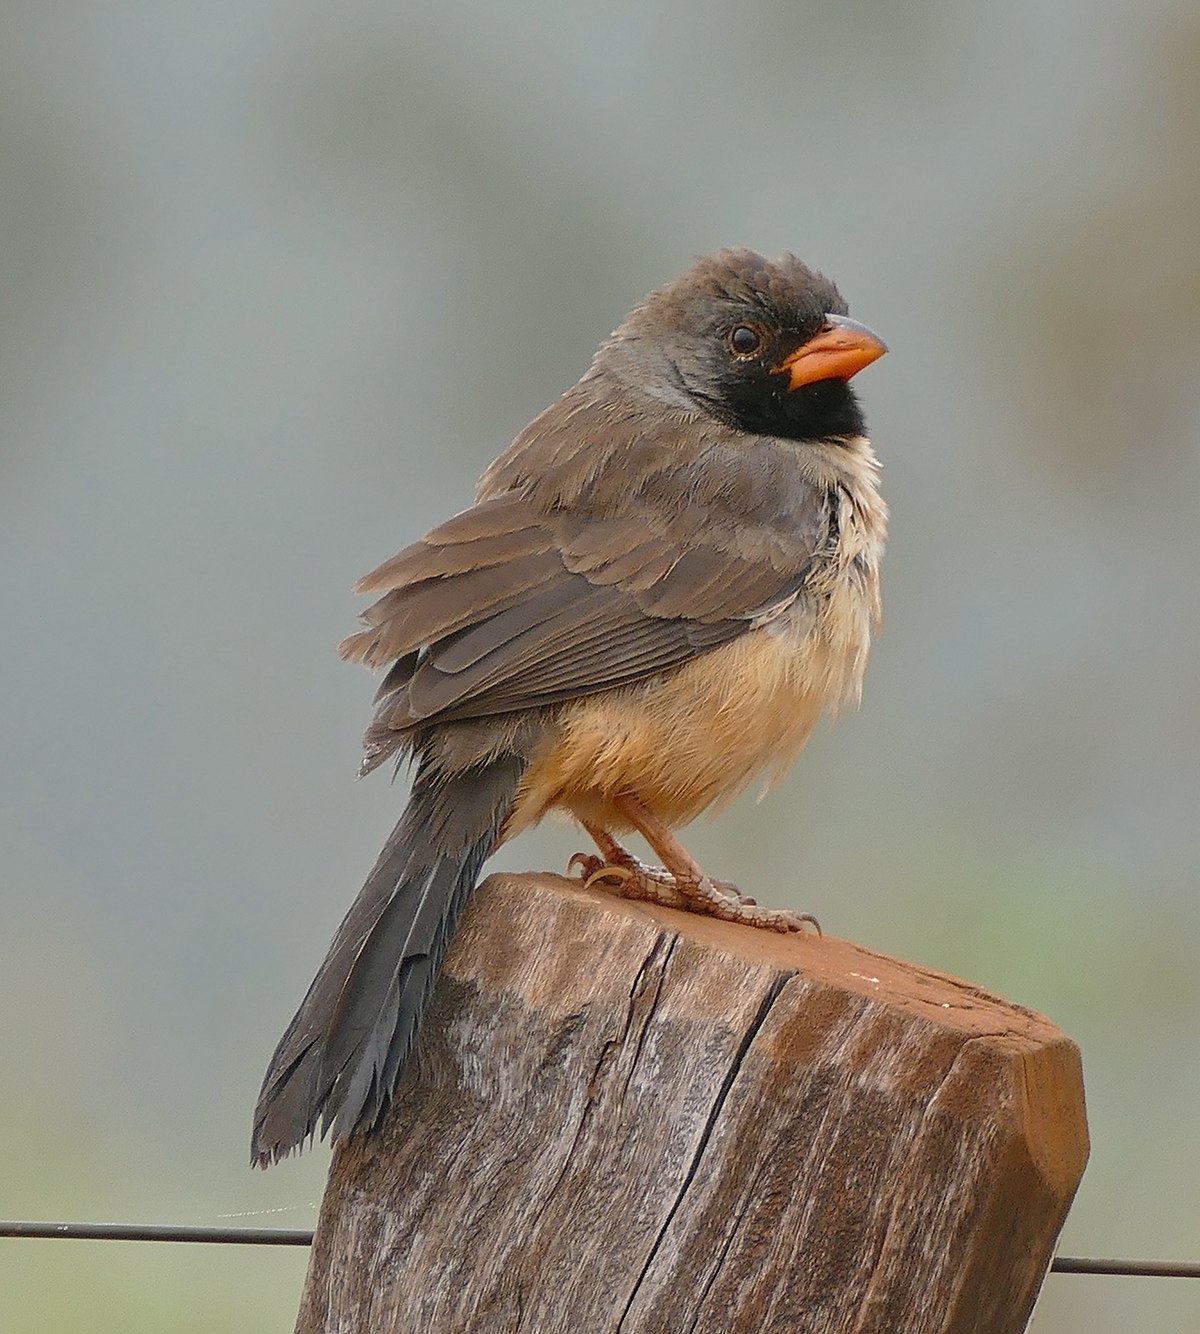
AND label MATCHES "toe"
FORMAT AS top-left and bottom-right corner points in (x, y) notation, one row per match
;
(568, 852), (605, 881)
